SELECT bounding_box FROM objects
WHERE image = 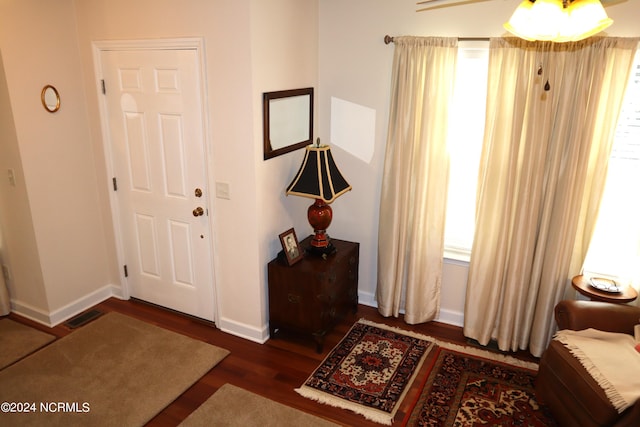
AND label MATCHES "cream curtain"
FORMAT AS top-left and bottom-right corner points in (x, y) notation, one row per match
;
(464, 37), (639, 357)
(377, 36), (458, 324)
